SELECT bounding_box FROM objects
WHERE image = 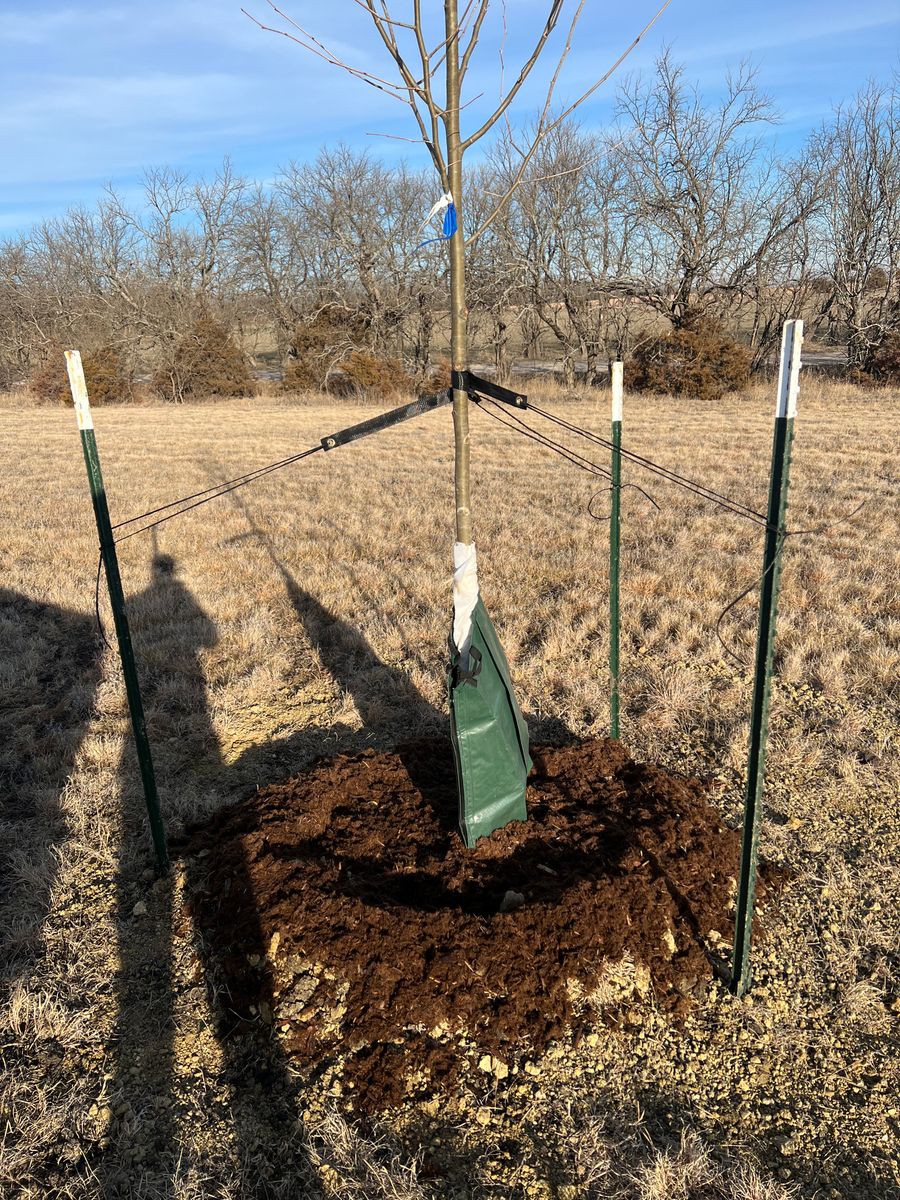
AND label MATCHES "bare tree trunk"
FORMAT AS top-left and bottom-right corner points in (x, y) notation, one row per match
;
(445, 0), (472, 545)
(413, 289), (434, 381)
(585, 339), (600, 386)
(562, 352), (576, 389)
(493, 316), (510, 381)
